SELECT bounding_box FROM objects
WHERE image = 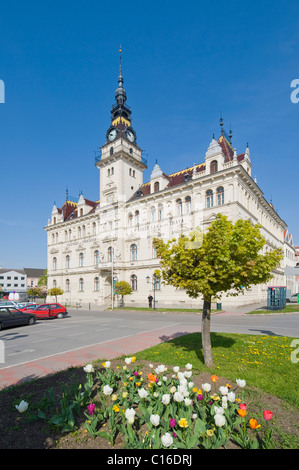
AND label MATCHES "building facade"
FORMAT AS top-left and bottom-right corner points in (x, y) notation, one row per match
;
(45, 63), (296, 309)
